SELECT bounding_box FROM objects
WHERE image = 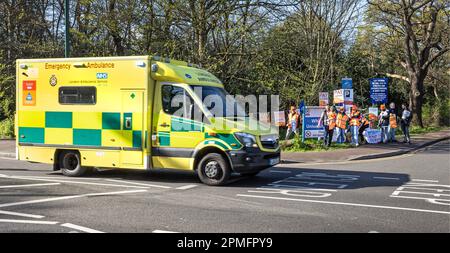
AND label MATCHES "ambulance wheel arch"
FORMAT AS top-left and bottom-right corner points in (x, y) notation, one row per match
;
(193, 145), (233, 186)
(55, 150), (90, 177)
